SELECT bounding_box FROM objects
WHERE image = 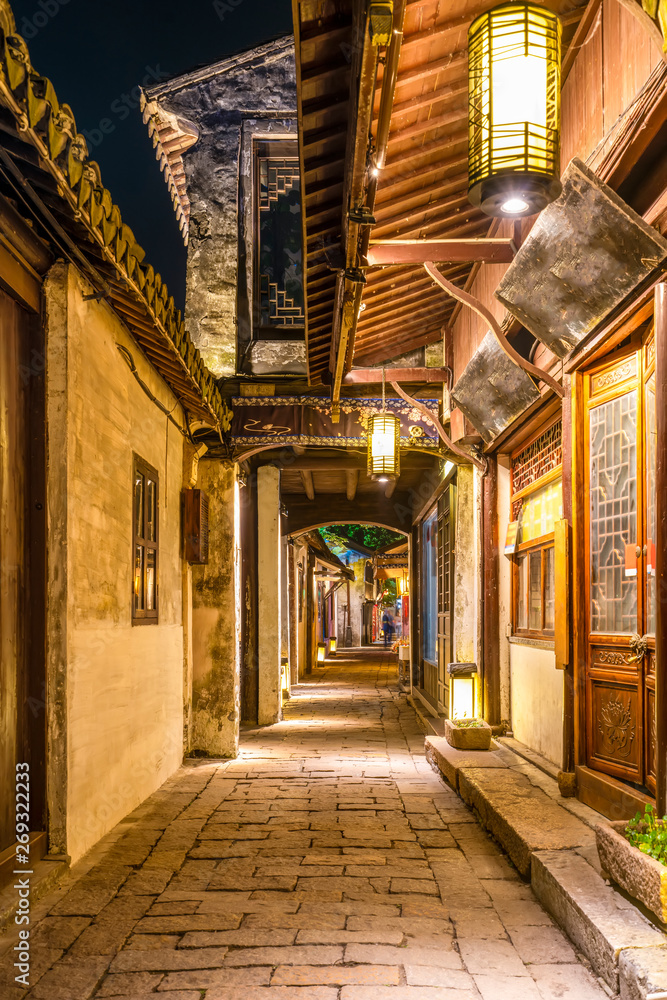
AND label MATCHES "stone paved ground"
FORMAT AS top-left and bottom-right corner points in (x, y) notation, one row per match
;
(0, 651), (613, 1000)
